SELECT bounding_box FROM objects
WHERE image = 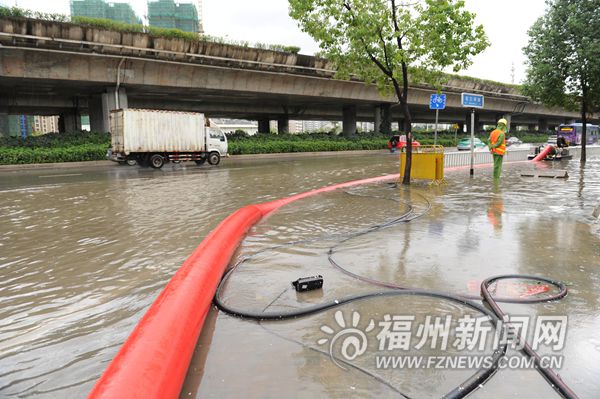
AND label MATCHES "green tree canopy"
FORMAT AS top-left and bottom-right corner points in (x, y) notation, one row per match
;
(288, 0), (488, 183)
(523, 0), (600, 162)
